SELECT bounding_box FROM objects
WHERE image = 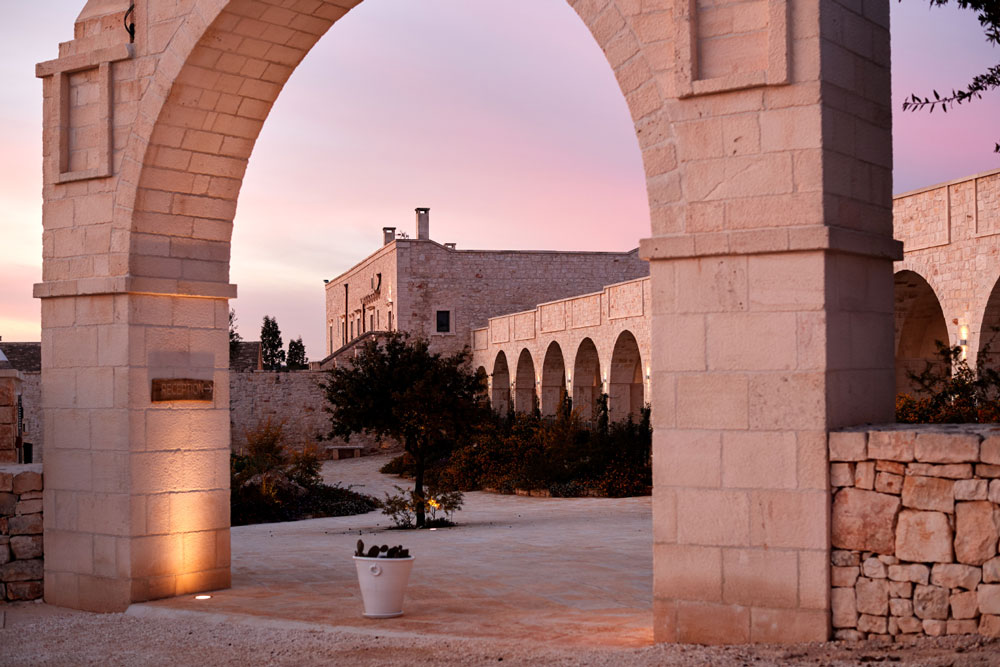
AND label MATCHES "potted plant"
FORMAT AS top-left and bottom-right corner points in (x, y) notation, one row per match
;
(353, 539), (415, 618)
